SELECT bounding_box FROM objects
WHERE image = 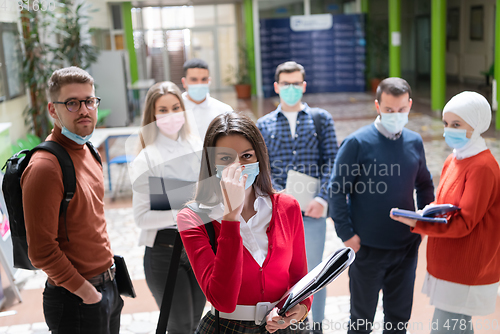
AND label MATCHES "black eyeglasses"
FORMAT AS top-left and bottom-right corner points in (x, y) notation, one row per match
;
(278, 82), (304, 89)
(53, 97), (101, 112)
